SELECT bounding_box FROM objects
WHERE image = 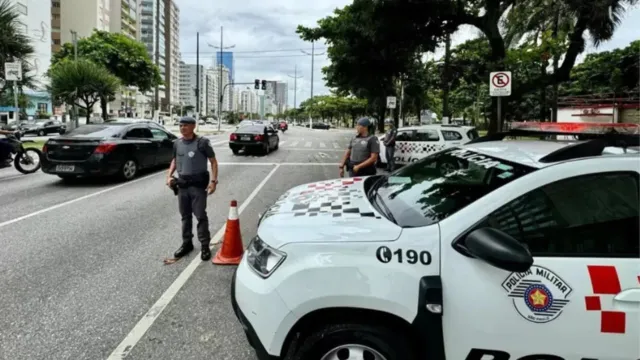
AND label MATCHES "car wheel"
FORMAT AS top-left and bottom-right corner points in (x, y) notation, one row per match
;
(263, 143), (270, 155)
(287, 323), (416, 360)
(274, 139), (279, 150)
(37, 130), (45, 136)
(120, 159), (138, 181)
